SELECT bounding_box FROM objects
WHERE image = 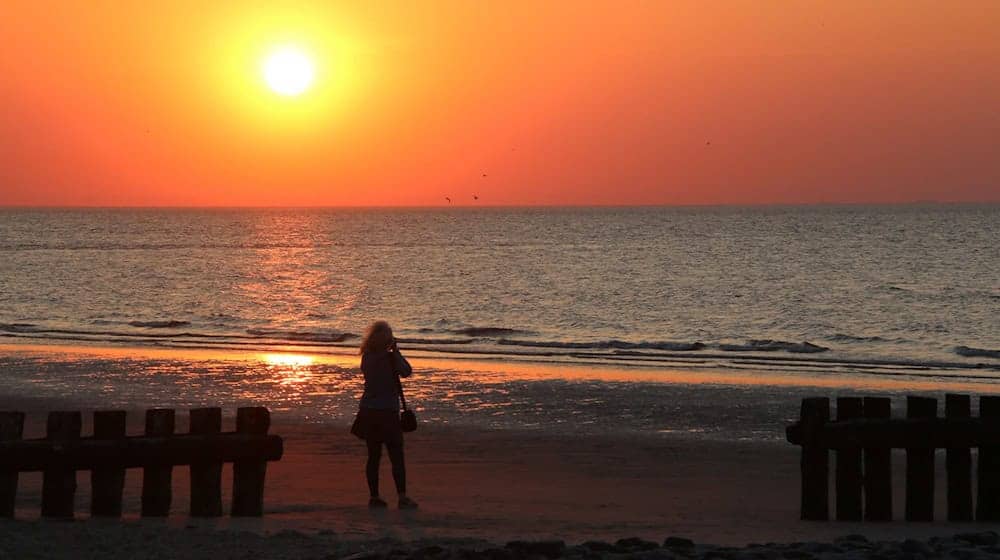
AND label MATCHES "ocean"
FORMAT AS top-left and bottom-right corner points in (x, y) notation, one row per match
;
(0, 205), (998, 440)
